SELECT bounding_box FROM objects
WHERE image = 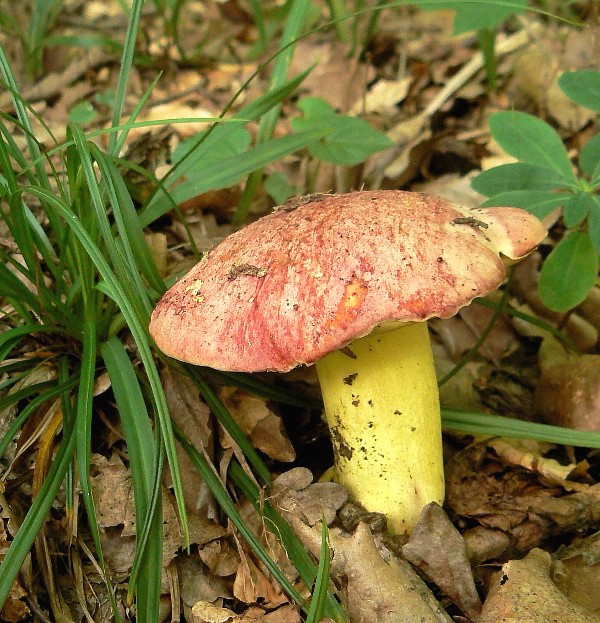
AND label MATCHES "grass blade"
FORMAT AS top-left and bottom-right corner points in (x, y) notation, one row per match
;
(102, 337), (162, 621)
(305, 520), (332, 623)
